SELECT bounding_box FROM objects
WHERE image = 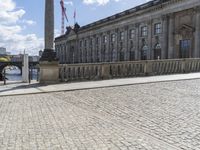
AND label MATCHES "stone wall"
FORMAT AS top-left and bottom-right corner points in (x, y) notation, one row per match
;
(59, 58), (200, 82)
